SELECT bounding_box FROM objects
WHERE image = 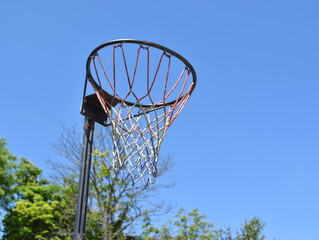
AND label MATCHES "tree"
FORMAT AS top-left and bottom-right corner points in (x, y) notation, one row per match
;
(0, 138), (17, 211)
(141, 208), (220, 240)
(0, 134), (269, 240)
(141, 208), (266, 240)
(235, 217), (265, 240)
(54, 175), (78, 239)
(50, 124), (175, 240)
(174, 208), (218, 240)
(1, 158), (67, 240)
